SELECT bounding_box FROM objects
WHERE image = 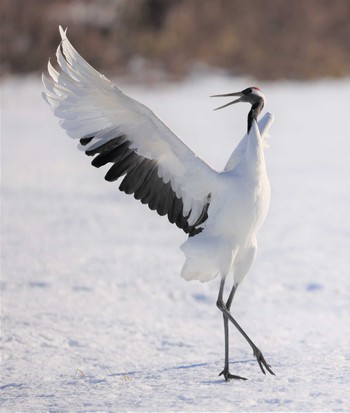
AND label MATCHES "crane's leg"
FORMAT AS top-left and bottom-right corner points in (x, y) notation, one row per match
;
(217, 277), (247, 381)
(216, 278), (275, 378)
